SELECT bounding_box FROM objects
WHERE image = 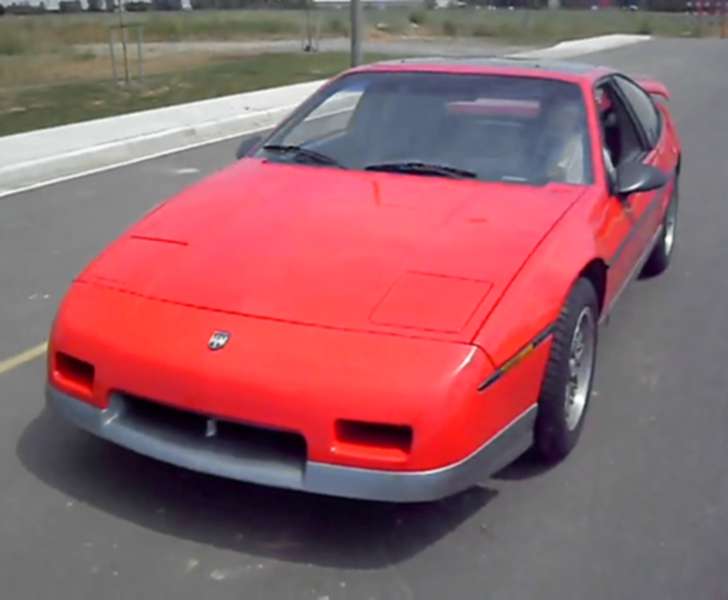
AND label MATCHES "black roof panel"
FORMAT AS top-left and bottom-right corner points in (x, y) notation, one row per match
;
(372, 56), (602, 76)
